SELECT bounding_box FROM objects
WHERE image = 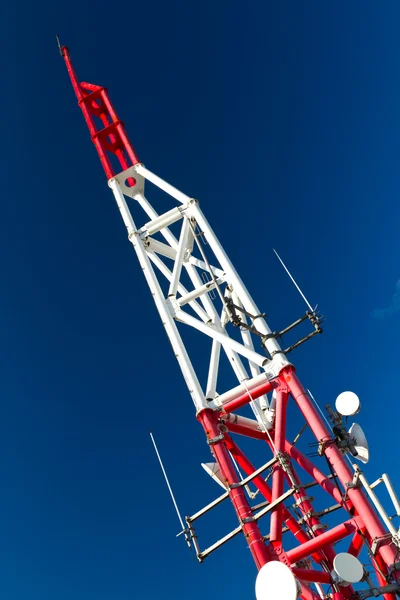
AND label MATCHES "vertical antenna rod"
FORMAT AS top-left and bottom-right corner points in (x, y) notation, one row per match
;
(273, 248), (314, 312)
(149, 431), (190, 546)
